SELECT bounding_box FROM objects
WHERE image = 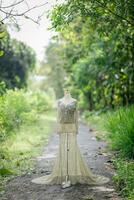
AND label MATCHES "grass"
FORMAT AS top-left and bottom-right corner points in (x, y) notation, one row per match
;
(104, 105), (134, 158)
(82, 105), (134, 200)
(112, 158), (134, 200)
(0, 109), (56, 194)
